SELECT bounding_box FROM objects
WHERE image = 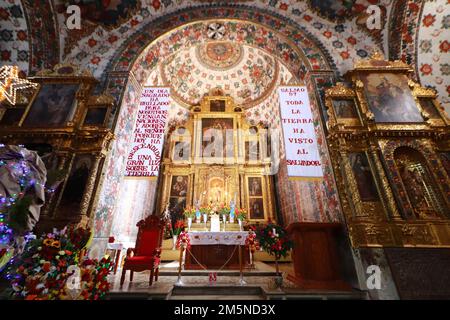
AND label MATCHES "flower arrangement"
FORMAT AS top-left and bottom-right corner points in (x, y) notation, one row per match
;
(199, 205), (211, 216)
(5, 226), (112, 300)
(183, 207), (196, 219)
(218, 204), (230, 216)
(176, 231), (191, 250)
(245, 229), (259, 252)
(256, 223), (293, 260)
(173, 220), (185, 236)
(236, 208), (247, 221)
